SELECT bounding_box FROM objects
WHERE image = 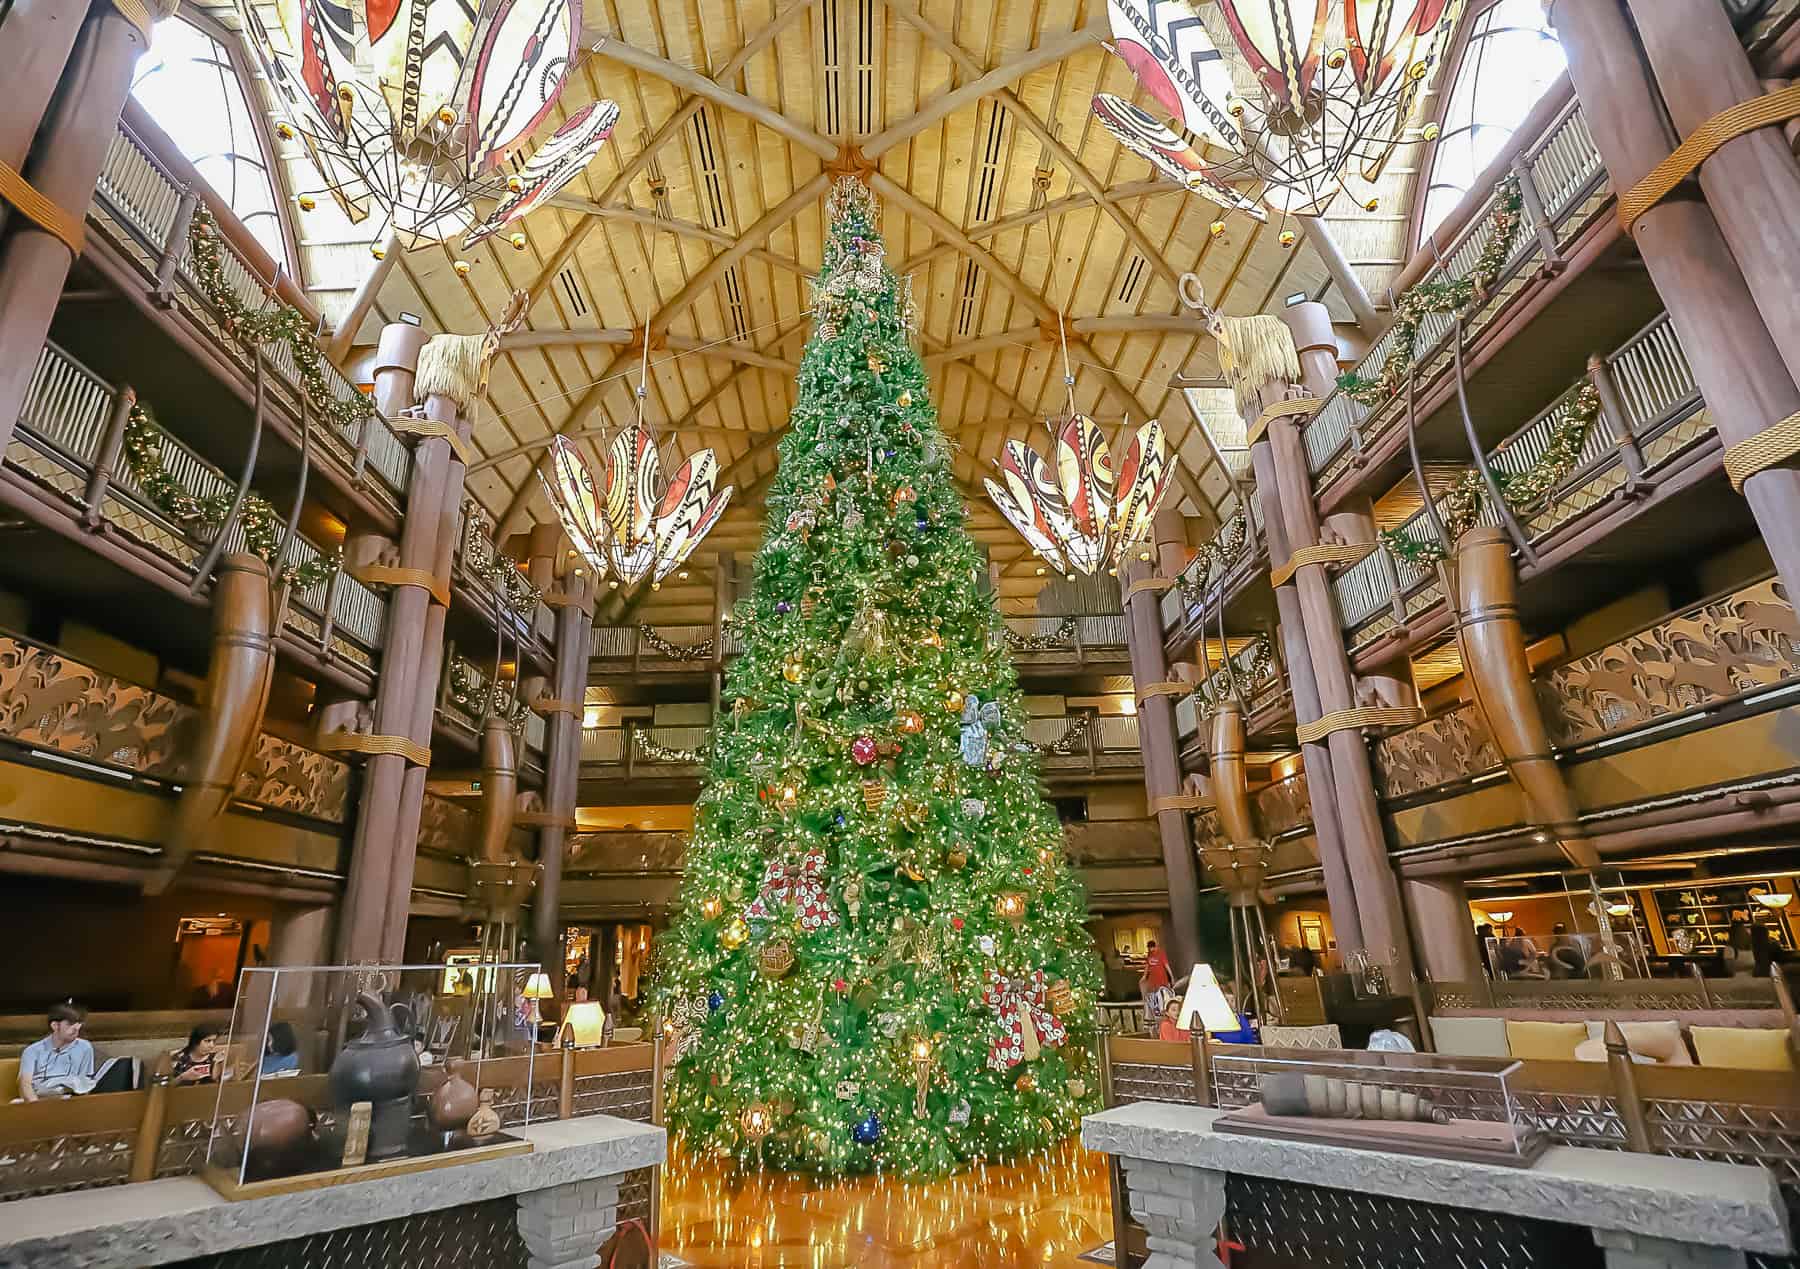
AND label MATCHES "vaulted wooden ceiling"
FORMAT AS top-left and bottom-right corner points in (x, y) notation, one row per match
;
(216, 0), (1427, 622)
